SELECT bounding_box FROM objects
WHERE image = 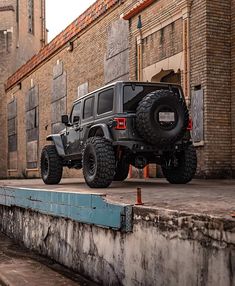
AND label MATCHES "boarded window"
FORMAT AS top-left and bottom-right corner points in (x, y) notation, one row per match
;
(192, 88), (204, 143)
(78, 82), (88, 98)
(98, 89), (114, 115)
(28, 0), (34, 34)
(26, 86), (39, 169)
(51, 62), (67, 133)
(7, 99), (17, 169)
